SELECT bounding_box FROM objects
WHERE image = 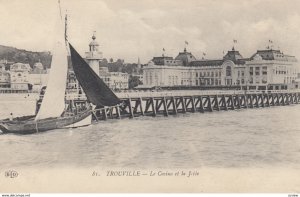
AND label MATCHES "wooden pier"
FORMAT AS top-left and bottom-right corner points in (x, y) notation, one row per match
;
(91, 90), (300, 121)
